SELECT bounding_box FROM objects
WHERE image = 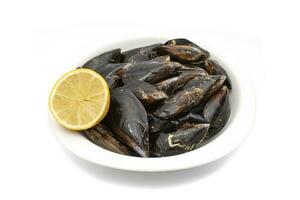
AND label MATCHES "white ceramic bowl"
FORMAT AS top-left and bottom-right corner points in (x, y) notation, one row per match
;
(49, 36), (256, 172)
